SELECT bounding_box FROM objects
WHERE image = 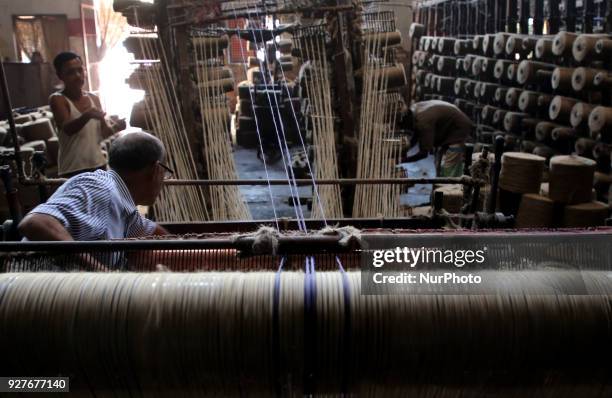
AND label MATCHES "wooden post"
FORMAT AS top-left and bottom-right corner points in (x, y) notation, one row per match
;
(545, 0), (562, 34)
(508, 0), (519, 33)
(533, 0), (544, 35)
